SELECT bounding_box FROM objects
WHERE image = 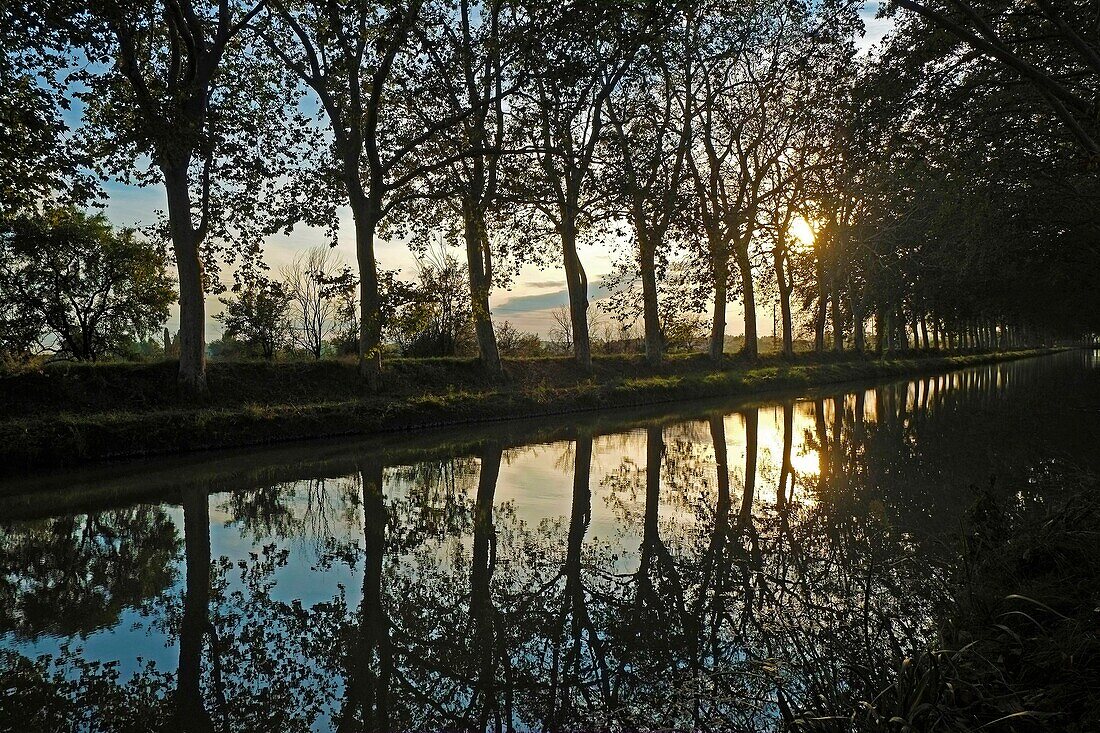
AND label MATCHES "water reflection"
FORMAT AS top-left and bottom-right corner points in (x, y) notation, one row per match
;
(1, 351), (1097, 731)
(0, 507), (179, 640)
